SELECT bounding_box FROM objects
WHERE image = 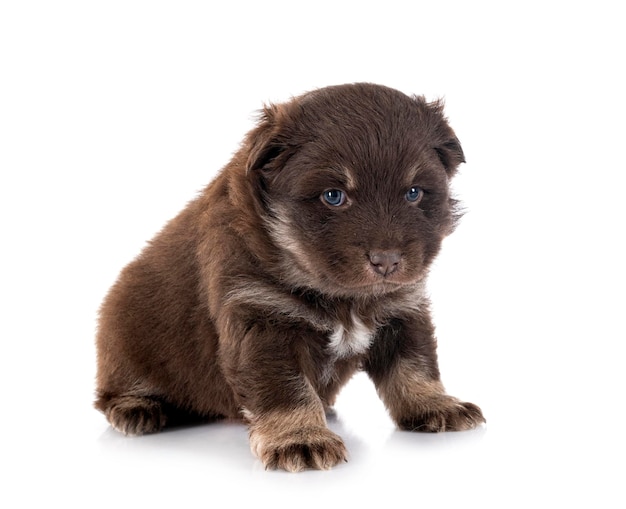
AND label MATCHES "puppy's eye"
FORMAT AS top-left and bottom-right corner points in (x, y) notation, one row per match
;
(321, 189), (346, 207)
(405, 186), (424, 203)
